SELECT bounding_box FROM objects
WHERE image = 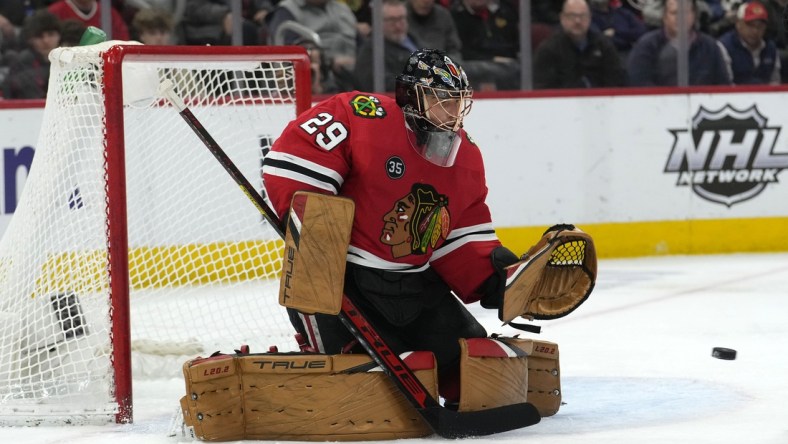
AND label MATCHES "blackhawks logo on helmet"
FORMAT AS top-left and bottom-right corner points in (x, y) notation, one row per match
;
(443, 56), (467, 85)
